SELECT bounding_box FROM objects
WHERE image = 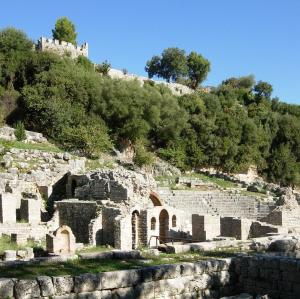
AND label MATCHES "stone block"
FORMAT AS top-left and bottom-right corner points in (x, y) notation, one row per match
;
(101, 269), (141, 289)
(180, 262), (196, 276)
(3, 250), (16, 261)
(193, 273), (213, 289)
(79, 251), (113, 260)
(53, 276), (74, 295)
(112, 250), (142, 259)
(14, 279), (40, 299)
(0, 278), (14, 299)
(134, 281), (155, 299)
(11, 234), (28, 245)
(37, 276), (55, 297)
(111, 286), (136, 299)
(77, 291), (102, 299)
(74, 273), (102, 293)
(152, 264), (181, 280)
(0, 193), (16, 224)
